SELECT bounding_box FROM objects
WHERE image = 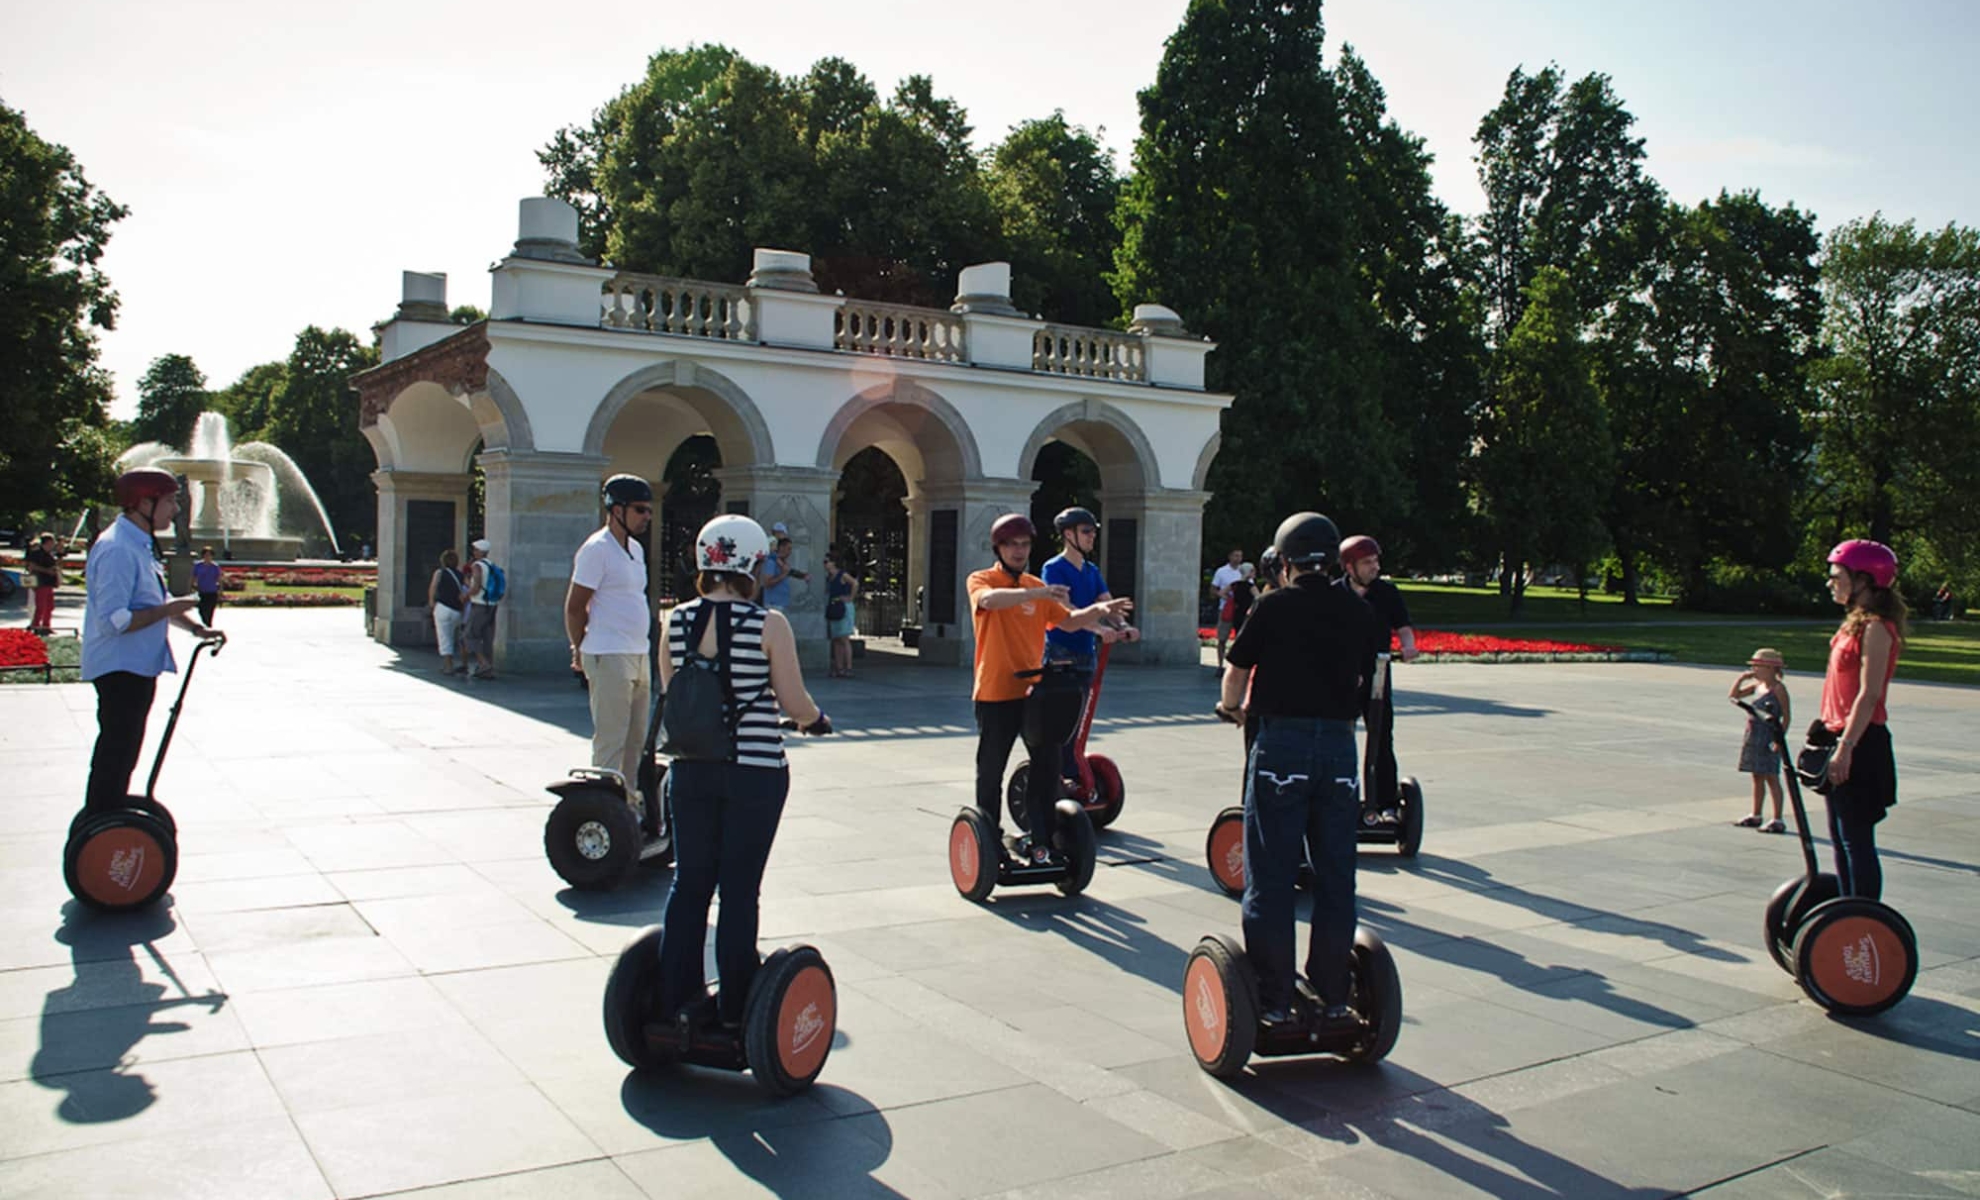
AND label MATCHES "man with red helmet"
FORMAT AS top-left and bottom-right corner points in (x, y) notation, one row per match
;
(968, 512), (1133, 868)
(1338, 535), (1417, 816)
(79, 470), (224, 815)
(1820, 538), (1907, 899)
